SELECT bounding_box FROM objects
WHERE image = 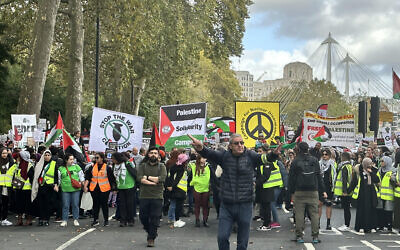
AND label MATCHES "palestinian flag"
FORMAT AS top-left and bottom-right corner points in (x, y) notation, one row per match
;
(393, 69), (400, 100)
(280, 124), (285, 143)
(150, 123), (162, 147)
(270, 142), (296, 149)
(62, 129), (82, 154)
(207, 117), (235, 134)
(44, 113), (64, 147)
(313, 125), (332, 142)
(316, 104), (328, 117)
